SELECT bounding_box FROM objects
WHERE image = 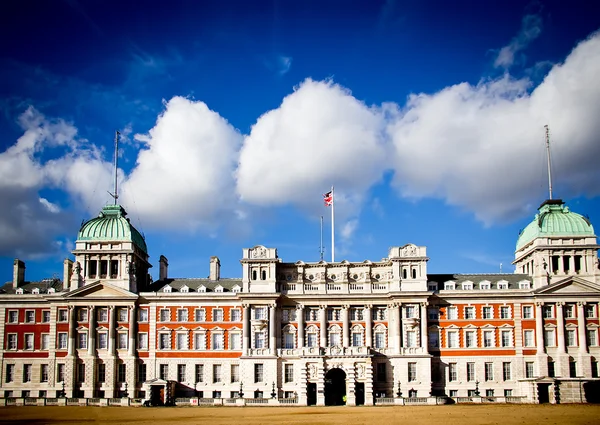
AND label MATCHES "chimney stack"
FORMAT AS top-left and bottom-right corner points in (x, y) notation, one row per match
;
(13, 259), (25, 289)
(159, 255), (169, 280)
(63, 258), (73, 288)
(210, 256), (220, 281)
